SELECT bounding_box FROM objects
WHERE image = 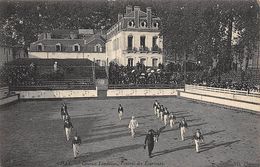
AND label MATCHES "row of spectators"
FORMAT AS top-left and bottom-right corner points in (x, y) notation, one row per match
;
(108, 62), (205, 85)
